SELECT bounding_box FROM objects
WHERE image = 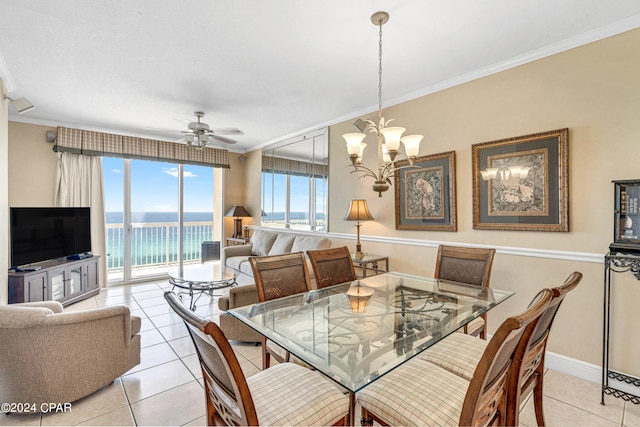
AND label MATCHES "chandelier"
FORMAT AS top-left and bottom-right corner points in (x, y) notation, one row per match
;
(344, 11), (423, 197)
